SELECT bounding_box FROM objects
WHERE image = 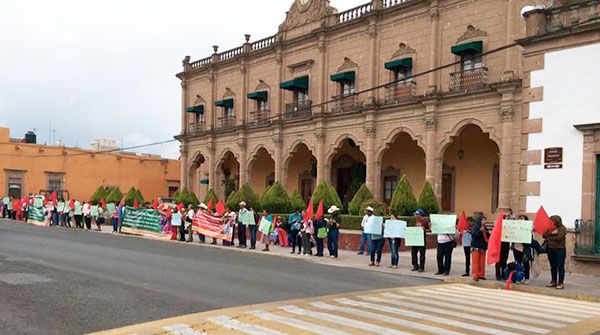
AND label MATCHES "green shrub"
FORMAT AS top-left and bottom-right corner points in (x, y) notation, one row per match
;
(360, 199), (388, 216)
(105, 187), (123, 204)
(226, 190), (238, 210)
(124, 187), (144, 206)
(418, 180), (439, 215)
(259, 181), (292, 213)
(90, 186), (107, 205)
(135, 188), (145, 205)
(311, 181), (340, 210)
(290, 190), (306, 212)
(188, 190), (199, 207)
(174, 188), (199, 207)
(330, 185), (343, 209)
(390, 175), (418, 216)
(227, 183), (260, 211)
(203, 188), (218, 205)
(348, 184), (374, 215)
